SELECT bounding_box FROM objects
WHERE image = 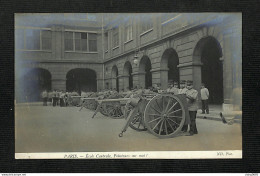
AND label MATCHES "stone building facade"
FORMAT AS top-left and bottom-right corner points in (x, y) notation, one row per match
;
(15, 13), (242, 110)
